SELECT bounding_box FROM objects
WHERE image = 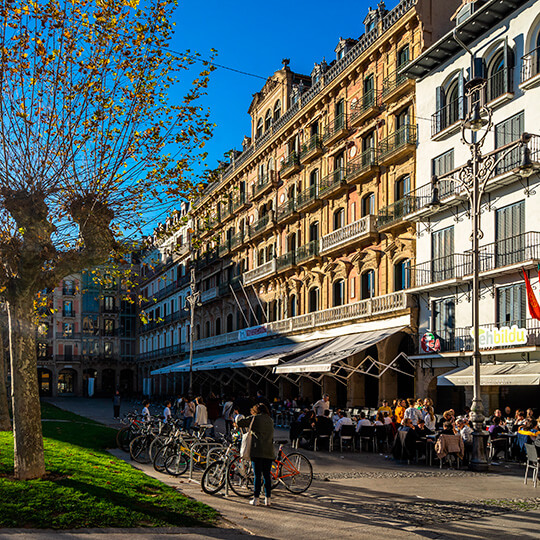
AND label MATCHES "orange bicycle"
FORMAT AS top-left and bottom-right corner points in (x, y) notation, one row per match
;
(227, 444), (313, 496)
